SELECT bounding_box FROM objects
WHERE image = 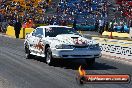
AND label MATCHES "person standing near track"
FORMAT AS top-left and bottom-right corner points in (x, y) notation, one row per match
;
(99, 19), (104, 35)
(14, 18), (22, 38)
(73, 17), (77, 30)
(95, 20), (99, 32)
